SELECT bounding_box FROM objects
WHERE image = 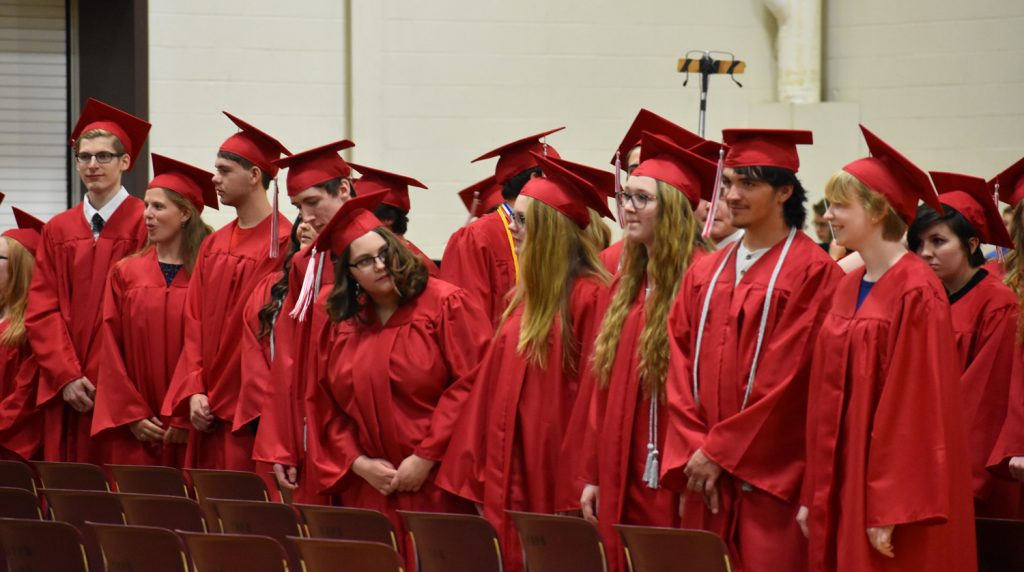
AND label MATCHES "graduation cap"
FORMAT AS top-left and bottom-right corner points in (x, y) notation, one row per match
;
(722, 128), (813, 172)
(689, 140), (730, 163)
(632, 132), (720, 208)
(458, 176), (504, 218)
(523, 152), (614, 228)
(3, 207), (45, 257)
(472, 127), (564, 184)
(219, 112), (292, 178)
(843, 124), (940, 225)
(69, 98), (152, 171)
(610, 108), (705, 167)
(349, 163), (428, 213)
(148, 154), (219, 213)
(273, 140), (355, 197)
(542, 155), (616, 199)
(314, 190), (388, 256)
(990, 156), (1024, 208)
(930, 171), (1012, 249)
